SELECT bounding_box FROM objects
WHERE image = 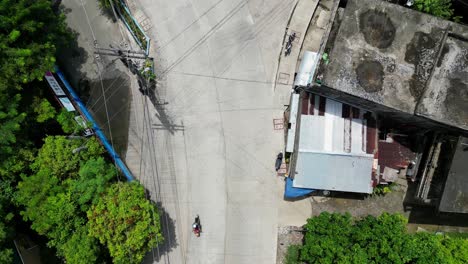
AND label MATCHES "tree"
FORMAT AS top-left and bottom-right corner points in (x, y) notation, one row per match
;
(0, 1), (83, 262)
(0, 0), (70, 83)
(30, 136), (104, 179)
(16, 168), (63, 228)
(300, 212), (354, 263)
(33, 97), (56, 123)
(0, 191), (14, 264)
(59, 226), (100, 264)
(0, 0), (70, 160)
(414, 0), (461, 21)
(87, 182), (163, 264)
(56, 109), (79, 134)
(69, 157), (117, 212)
(290, 212), (468, 263)
(17, 177), (101, 263)
(15, 137), (112, 263)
